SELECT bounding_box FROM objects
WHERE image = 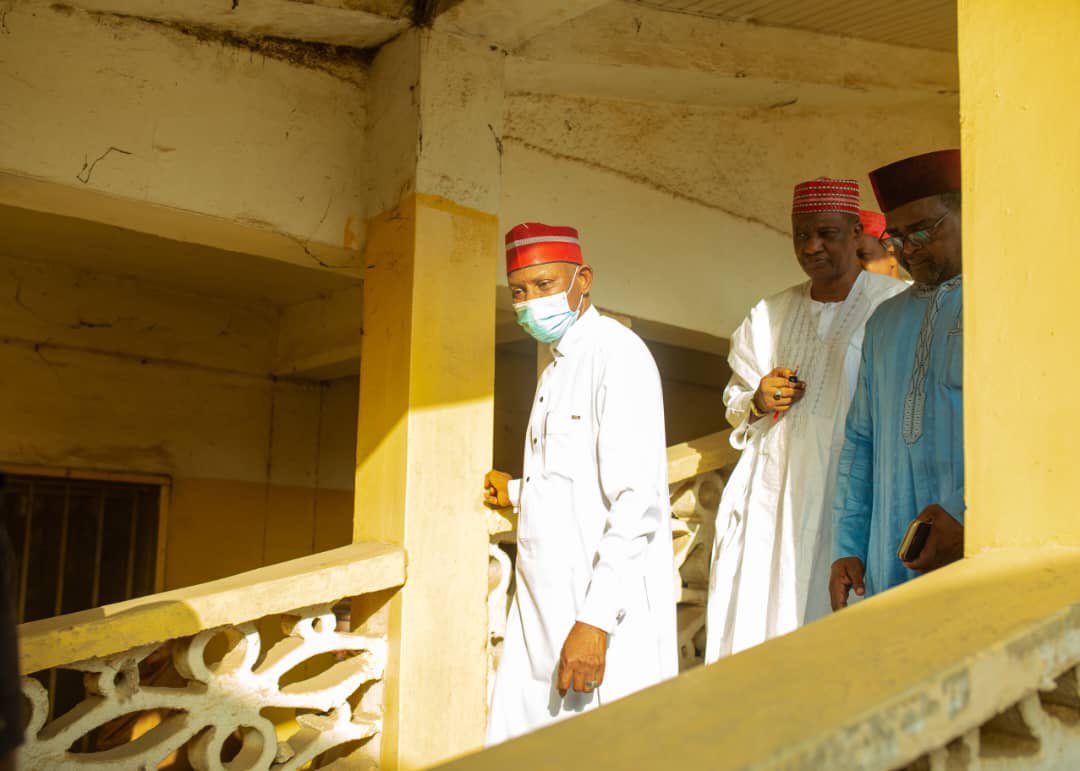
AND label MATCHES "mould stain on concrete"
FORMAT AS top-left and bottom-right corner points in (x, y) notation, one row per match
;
(503, 134), (788, 236)
(49, 2), (376, 85)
